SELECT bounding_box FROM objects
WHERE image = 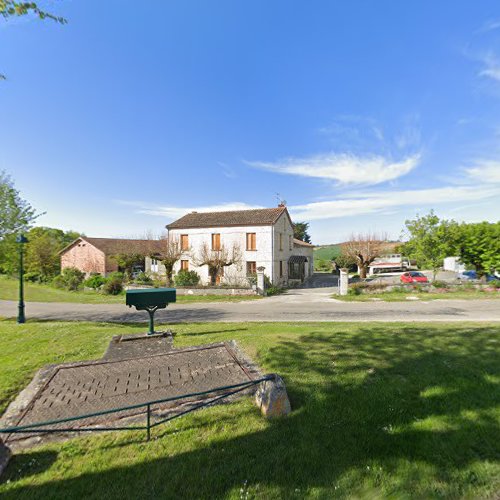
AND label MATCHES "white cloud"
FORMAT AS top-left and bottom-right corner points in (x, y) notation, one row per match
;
(465, 160), (500, 183)
(478, 52), (500, 82)
(246, 153), (420, 186)
(115, 201), (262, 219)
(288, 184), (500, 221)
